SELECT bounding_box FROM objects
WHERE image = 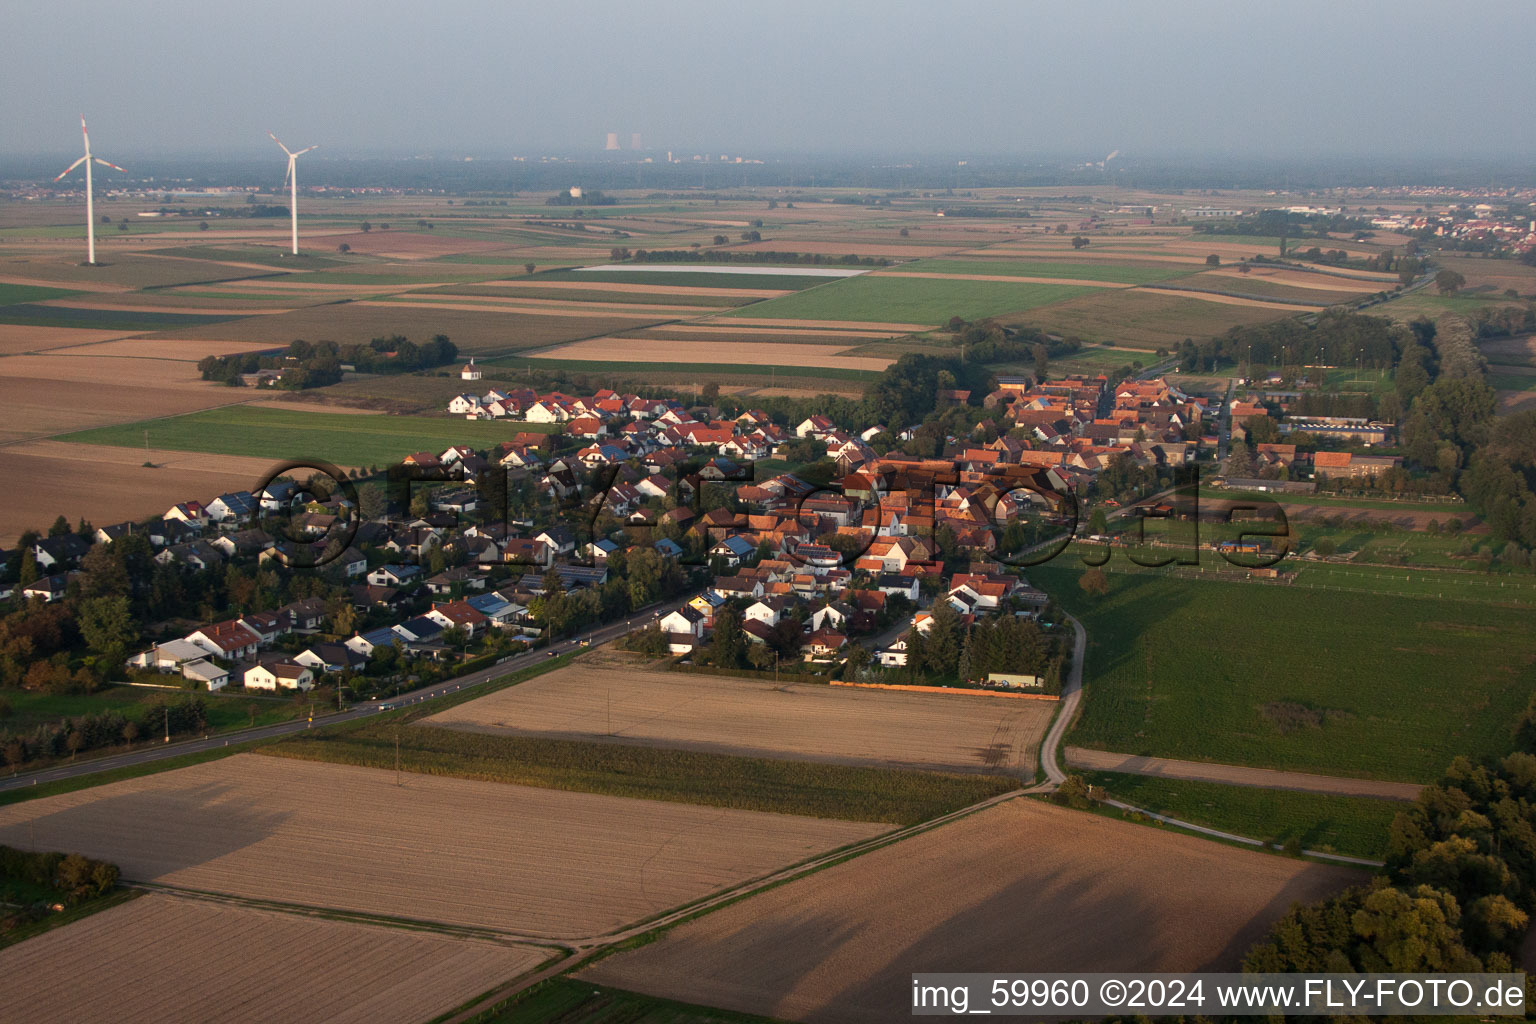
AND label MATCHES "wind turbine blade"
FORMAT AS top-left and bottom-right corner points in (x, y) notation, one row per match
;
(267, 131), (293, 156)
(94, 157), (126, 173)
(293, 146), (317, 157)
(54, 156), (88, 181)
(283, 160), (293, 190)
